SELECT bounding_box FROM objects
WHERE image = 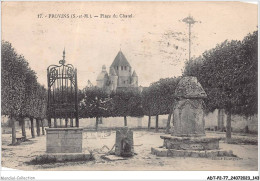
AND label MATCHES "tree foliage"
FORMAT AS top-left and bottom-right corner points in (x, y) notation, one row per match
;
(142, 77), (181, 116)
(2, 41), (27, 117)
(110, 89), (143, 117)
(79, 87), (112, 118)
(1, 41), (47, 120)
(183, 31), (258, 117)
(79, 87), (143, 118)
